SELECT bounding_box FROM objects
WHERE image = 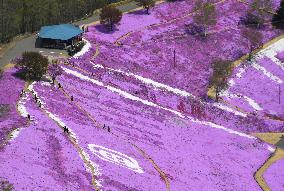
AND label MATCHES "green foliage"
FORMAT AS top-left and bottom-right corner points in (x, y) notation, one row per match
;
(135, 0), (155, 14)
(193, 0), (217, 36)
(100, 5), (122, 31)
(273, 0), (284, 29)
(16, 52), (49, 80)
